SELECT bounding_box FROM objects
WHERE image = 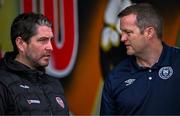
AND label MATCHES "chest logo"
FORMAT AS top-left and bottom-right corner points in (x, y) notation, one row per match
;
(20, 84), (29, 89)
(27, 100), (40, 104)
(158, 66), (173, 80)
(124, 79), (136, 86)
(56, 97), (65, 108)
